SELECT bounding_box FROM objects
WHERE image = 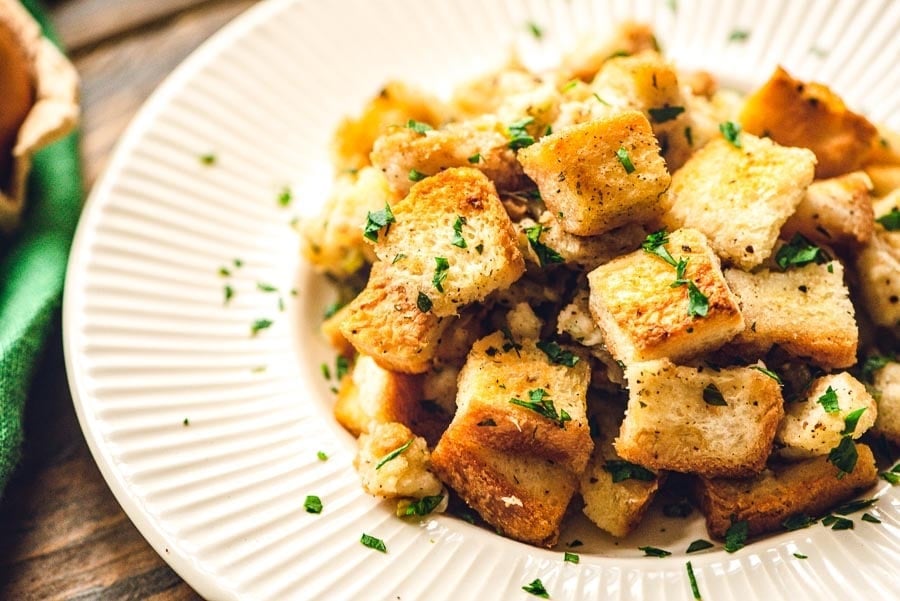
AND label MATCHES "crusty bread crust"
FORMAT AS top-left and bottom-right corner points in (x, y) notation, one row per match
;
(693, 443), (879, 539)
(780, 171), (874, 250)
